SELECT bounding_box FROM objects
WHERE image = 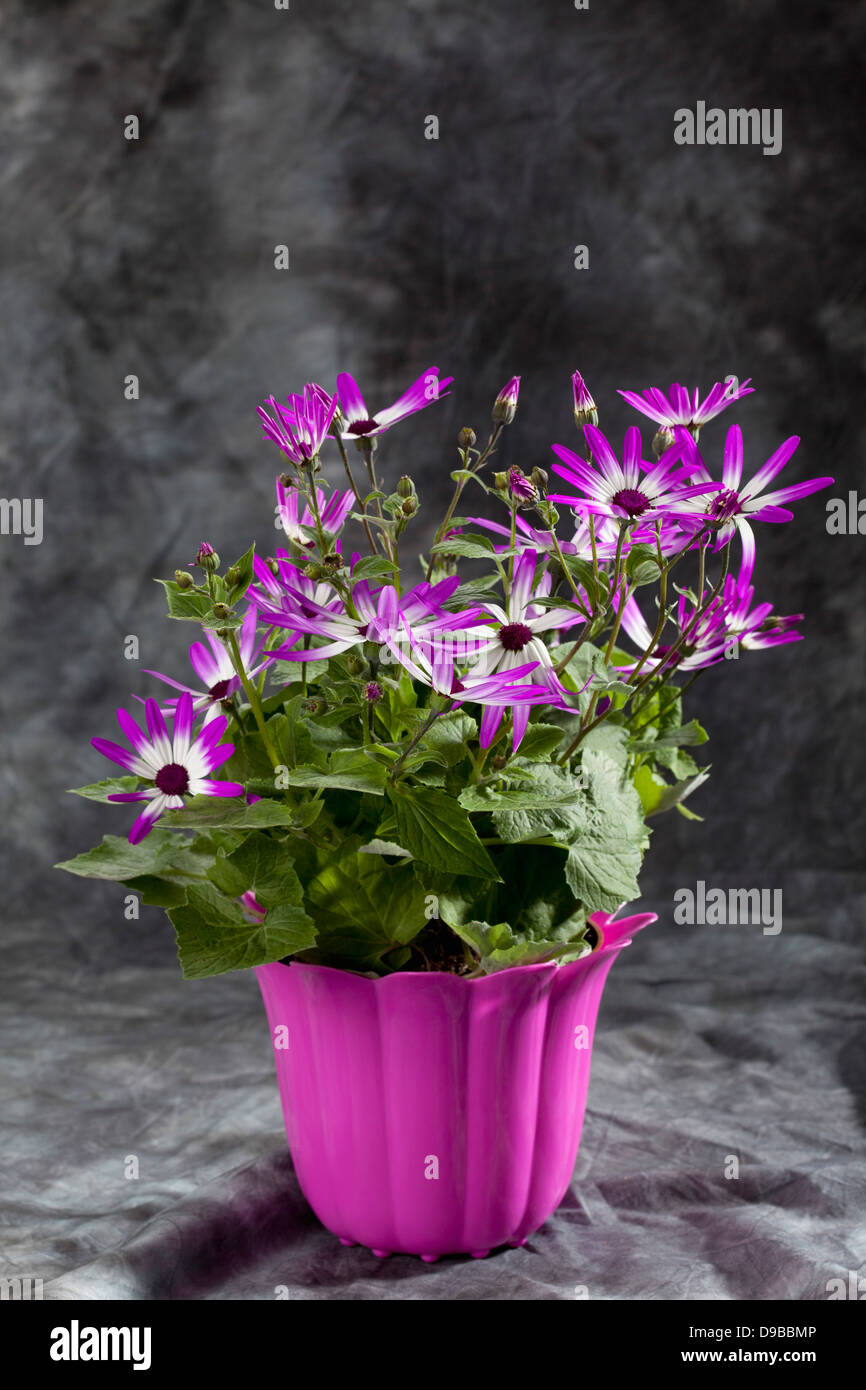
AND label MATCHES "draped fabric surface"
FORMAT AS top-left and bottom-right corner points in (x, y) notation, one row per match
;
(4, 879), (863, 1301)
